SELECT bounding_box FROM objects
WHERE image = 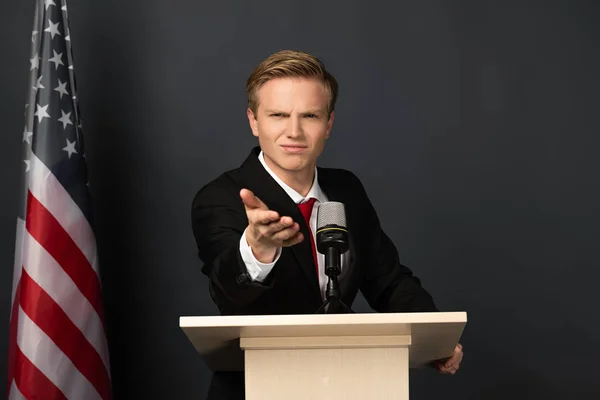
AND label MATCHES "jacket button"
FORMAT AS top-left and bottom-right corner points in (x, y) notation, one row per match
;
(236, 273), (249, 284)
